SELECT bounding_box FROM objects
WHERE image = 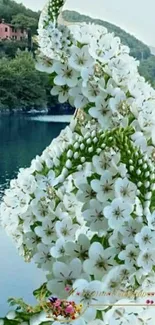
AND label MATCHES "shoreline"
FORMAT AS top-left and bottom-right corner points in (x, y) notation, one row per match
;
(30, 115), (72, 123)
